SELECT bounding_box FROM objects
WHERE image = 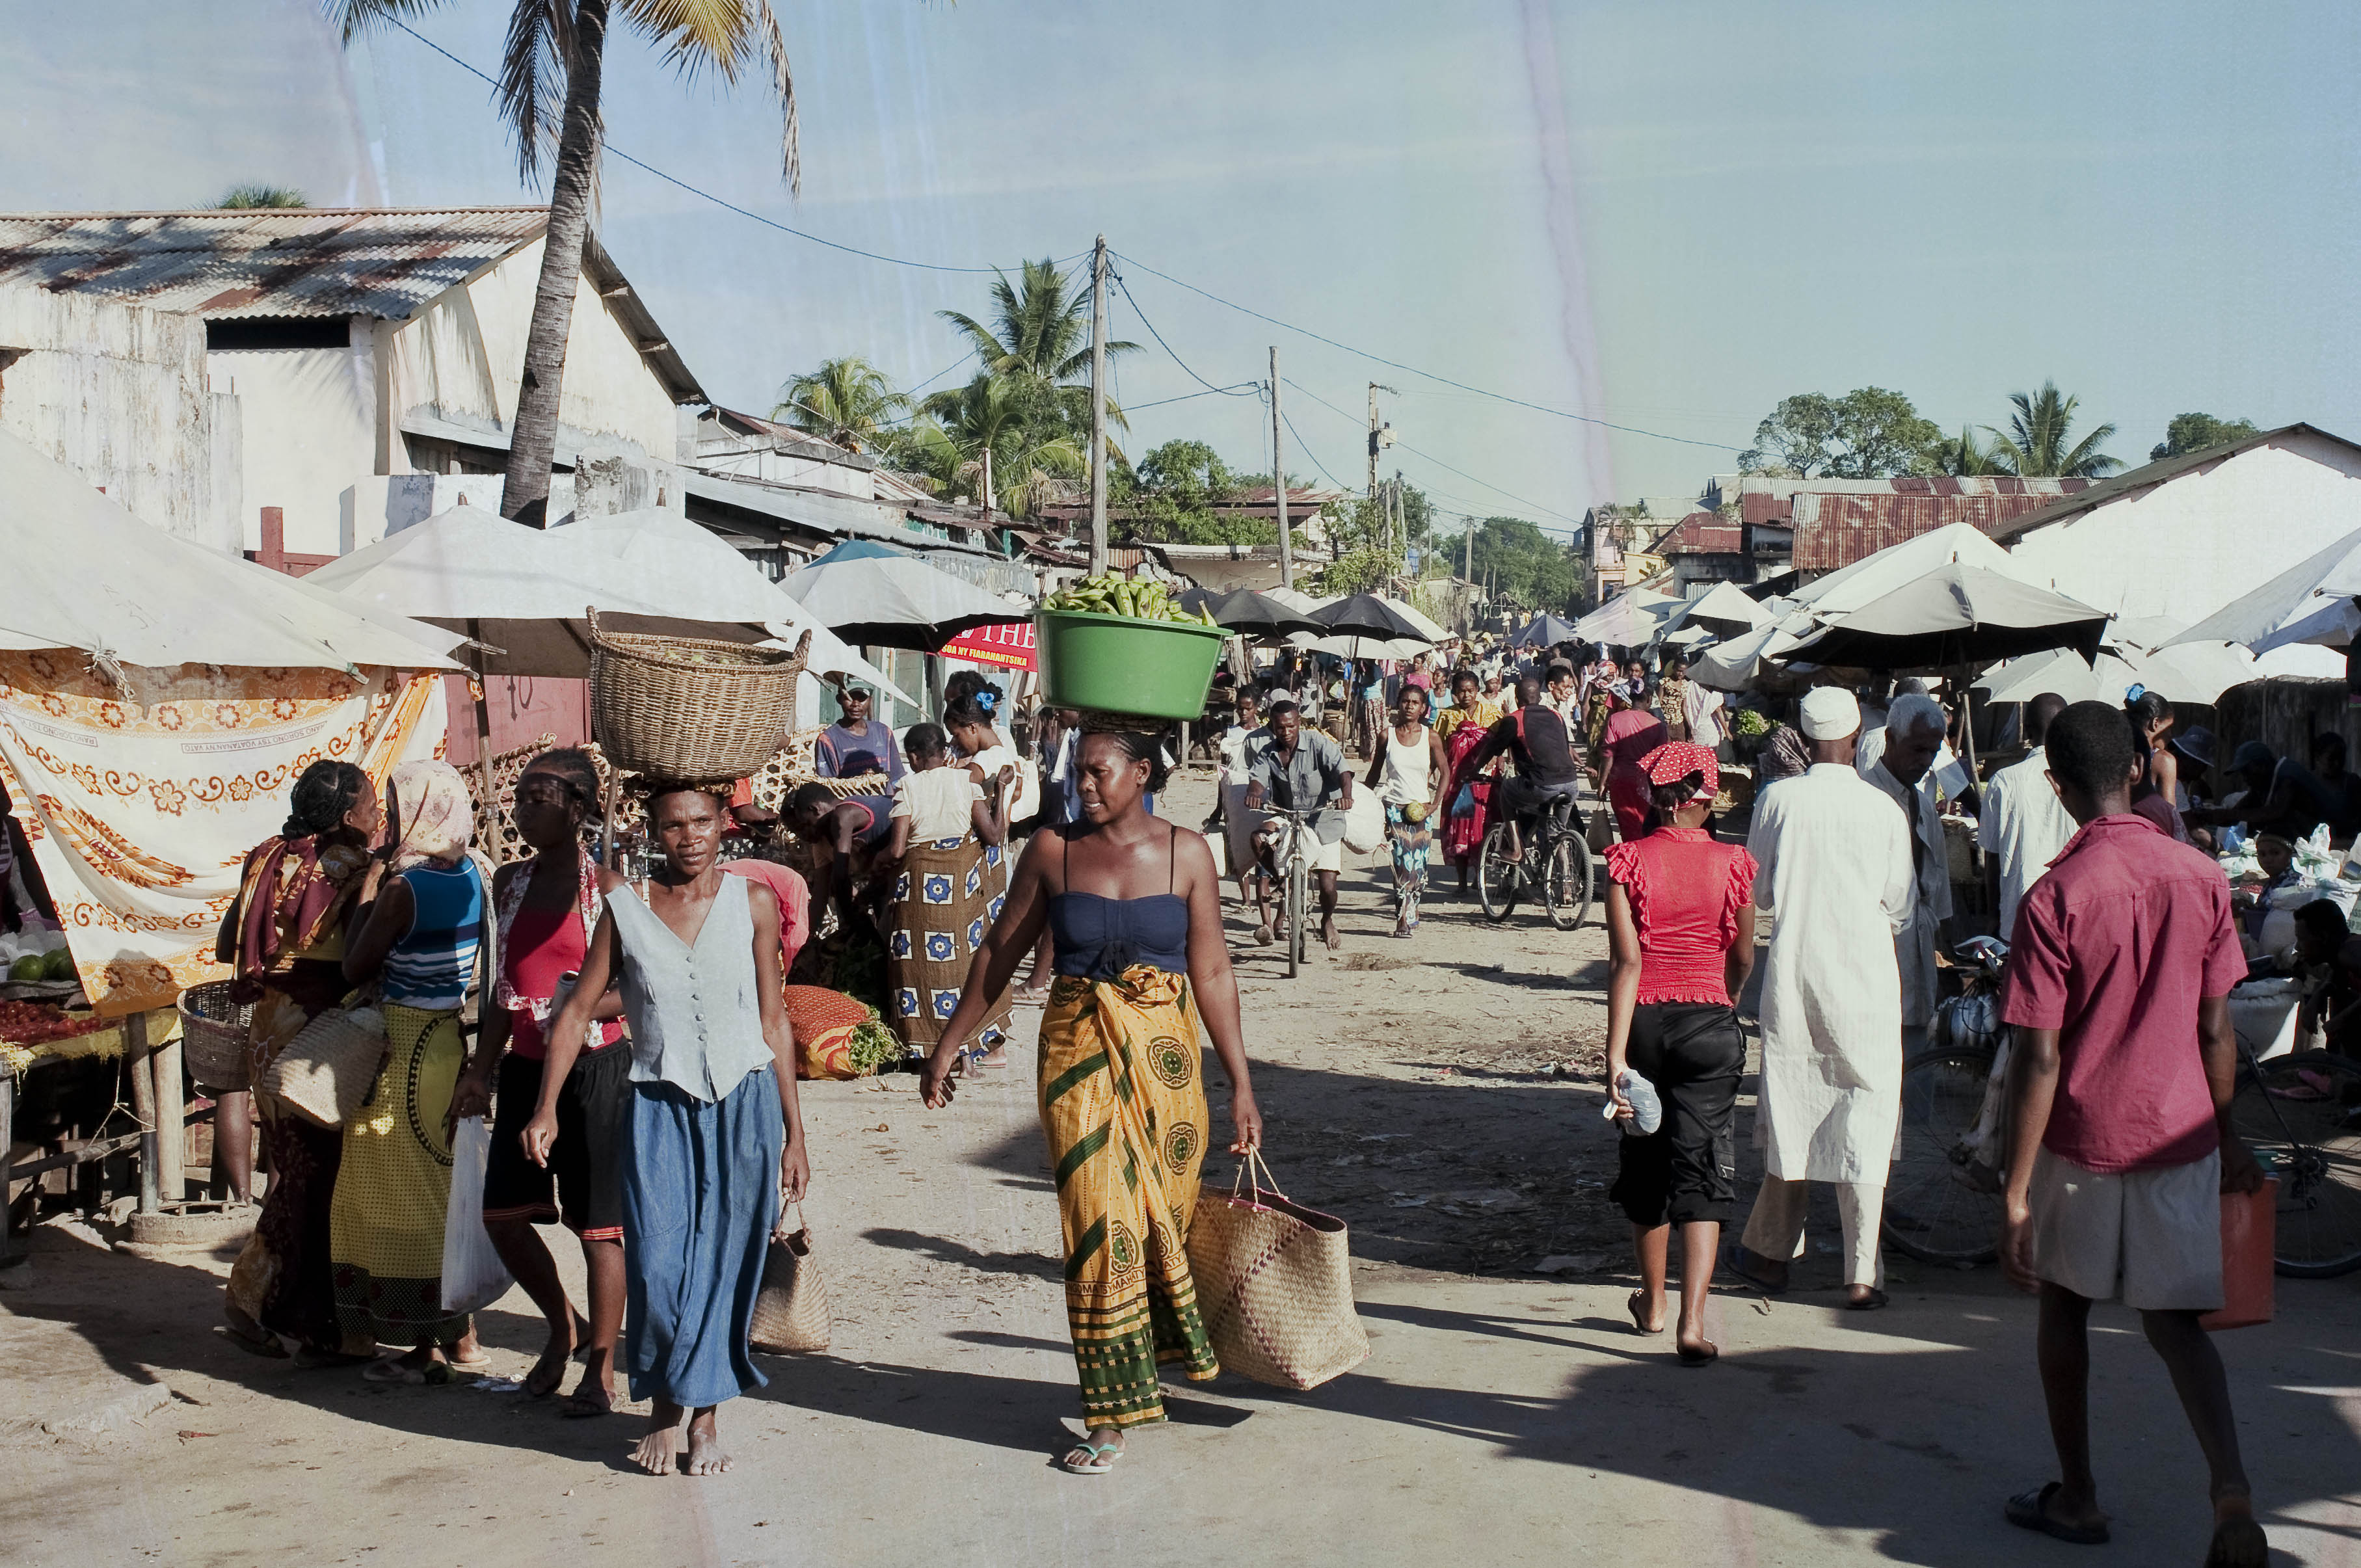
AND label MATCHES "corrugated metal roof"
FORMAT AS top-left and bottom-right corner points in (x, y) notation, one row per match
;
(1722, 475), (2092, 572)
(1653, 511), (1742, 555)
(0, 207), (548, 321)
